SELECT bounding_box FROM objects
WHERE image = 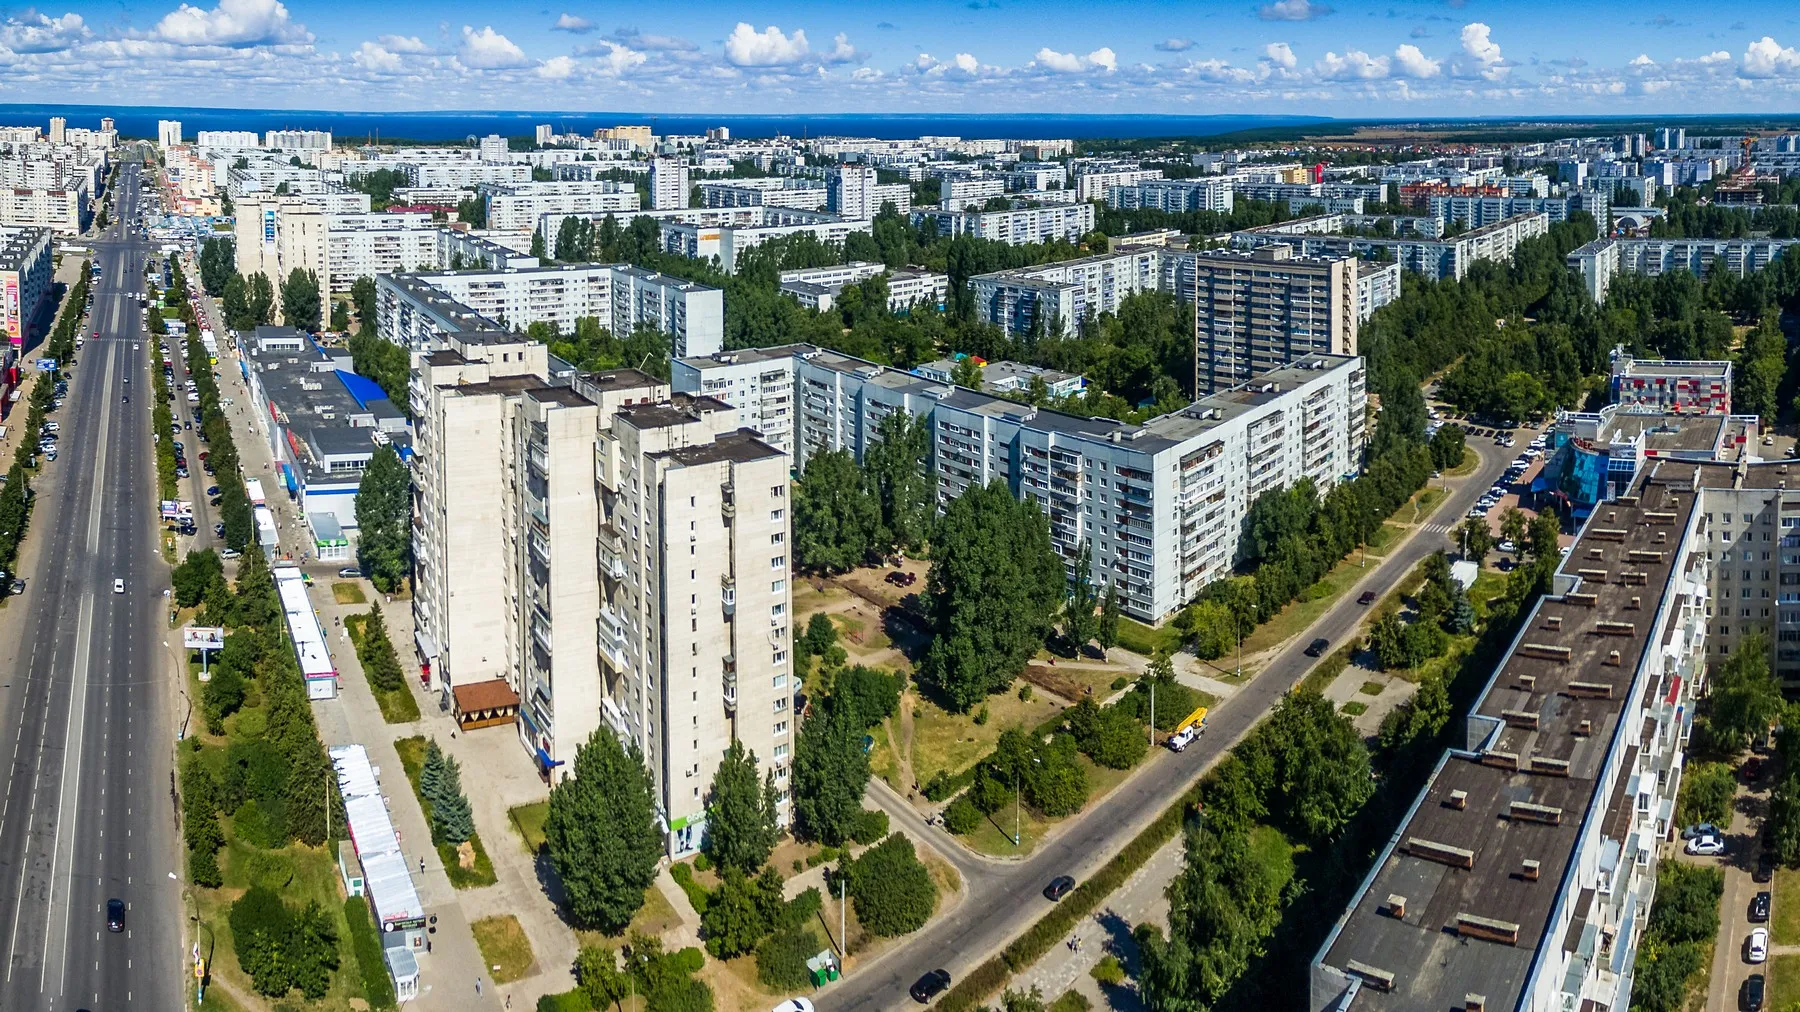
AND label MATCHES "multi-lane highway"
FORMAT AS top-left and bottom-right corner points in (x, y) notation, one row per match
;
(0, 160), (183, 1011)
(827, 439), (1515, 1010)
